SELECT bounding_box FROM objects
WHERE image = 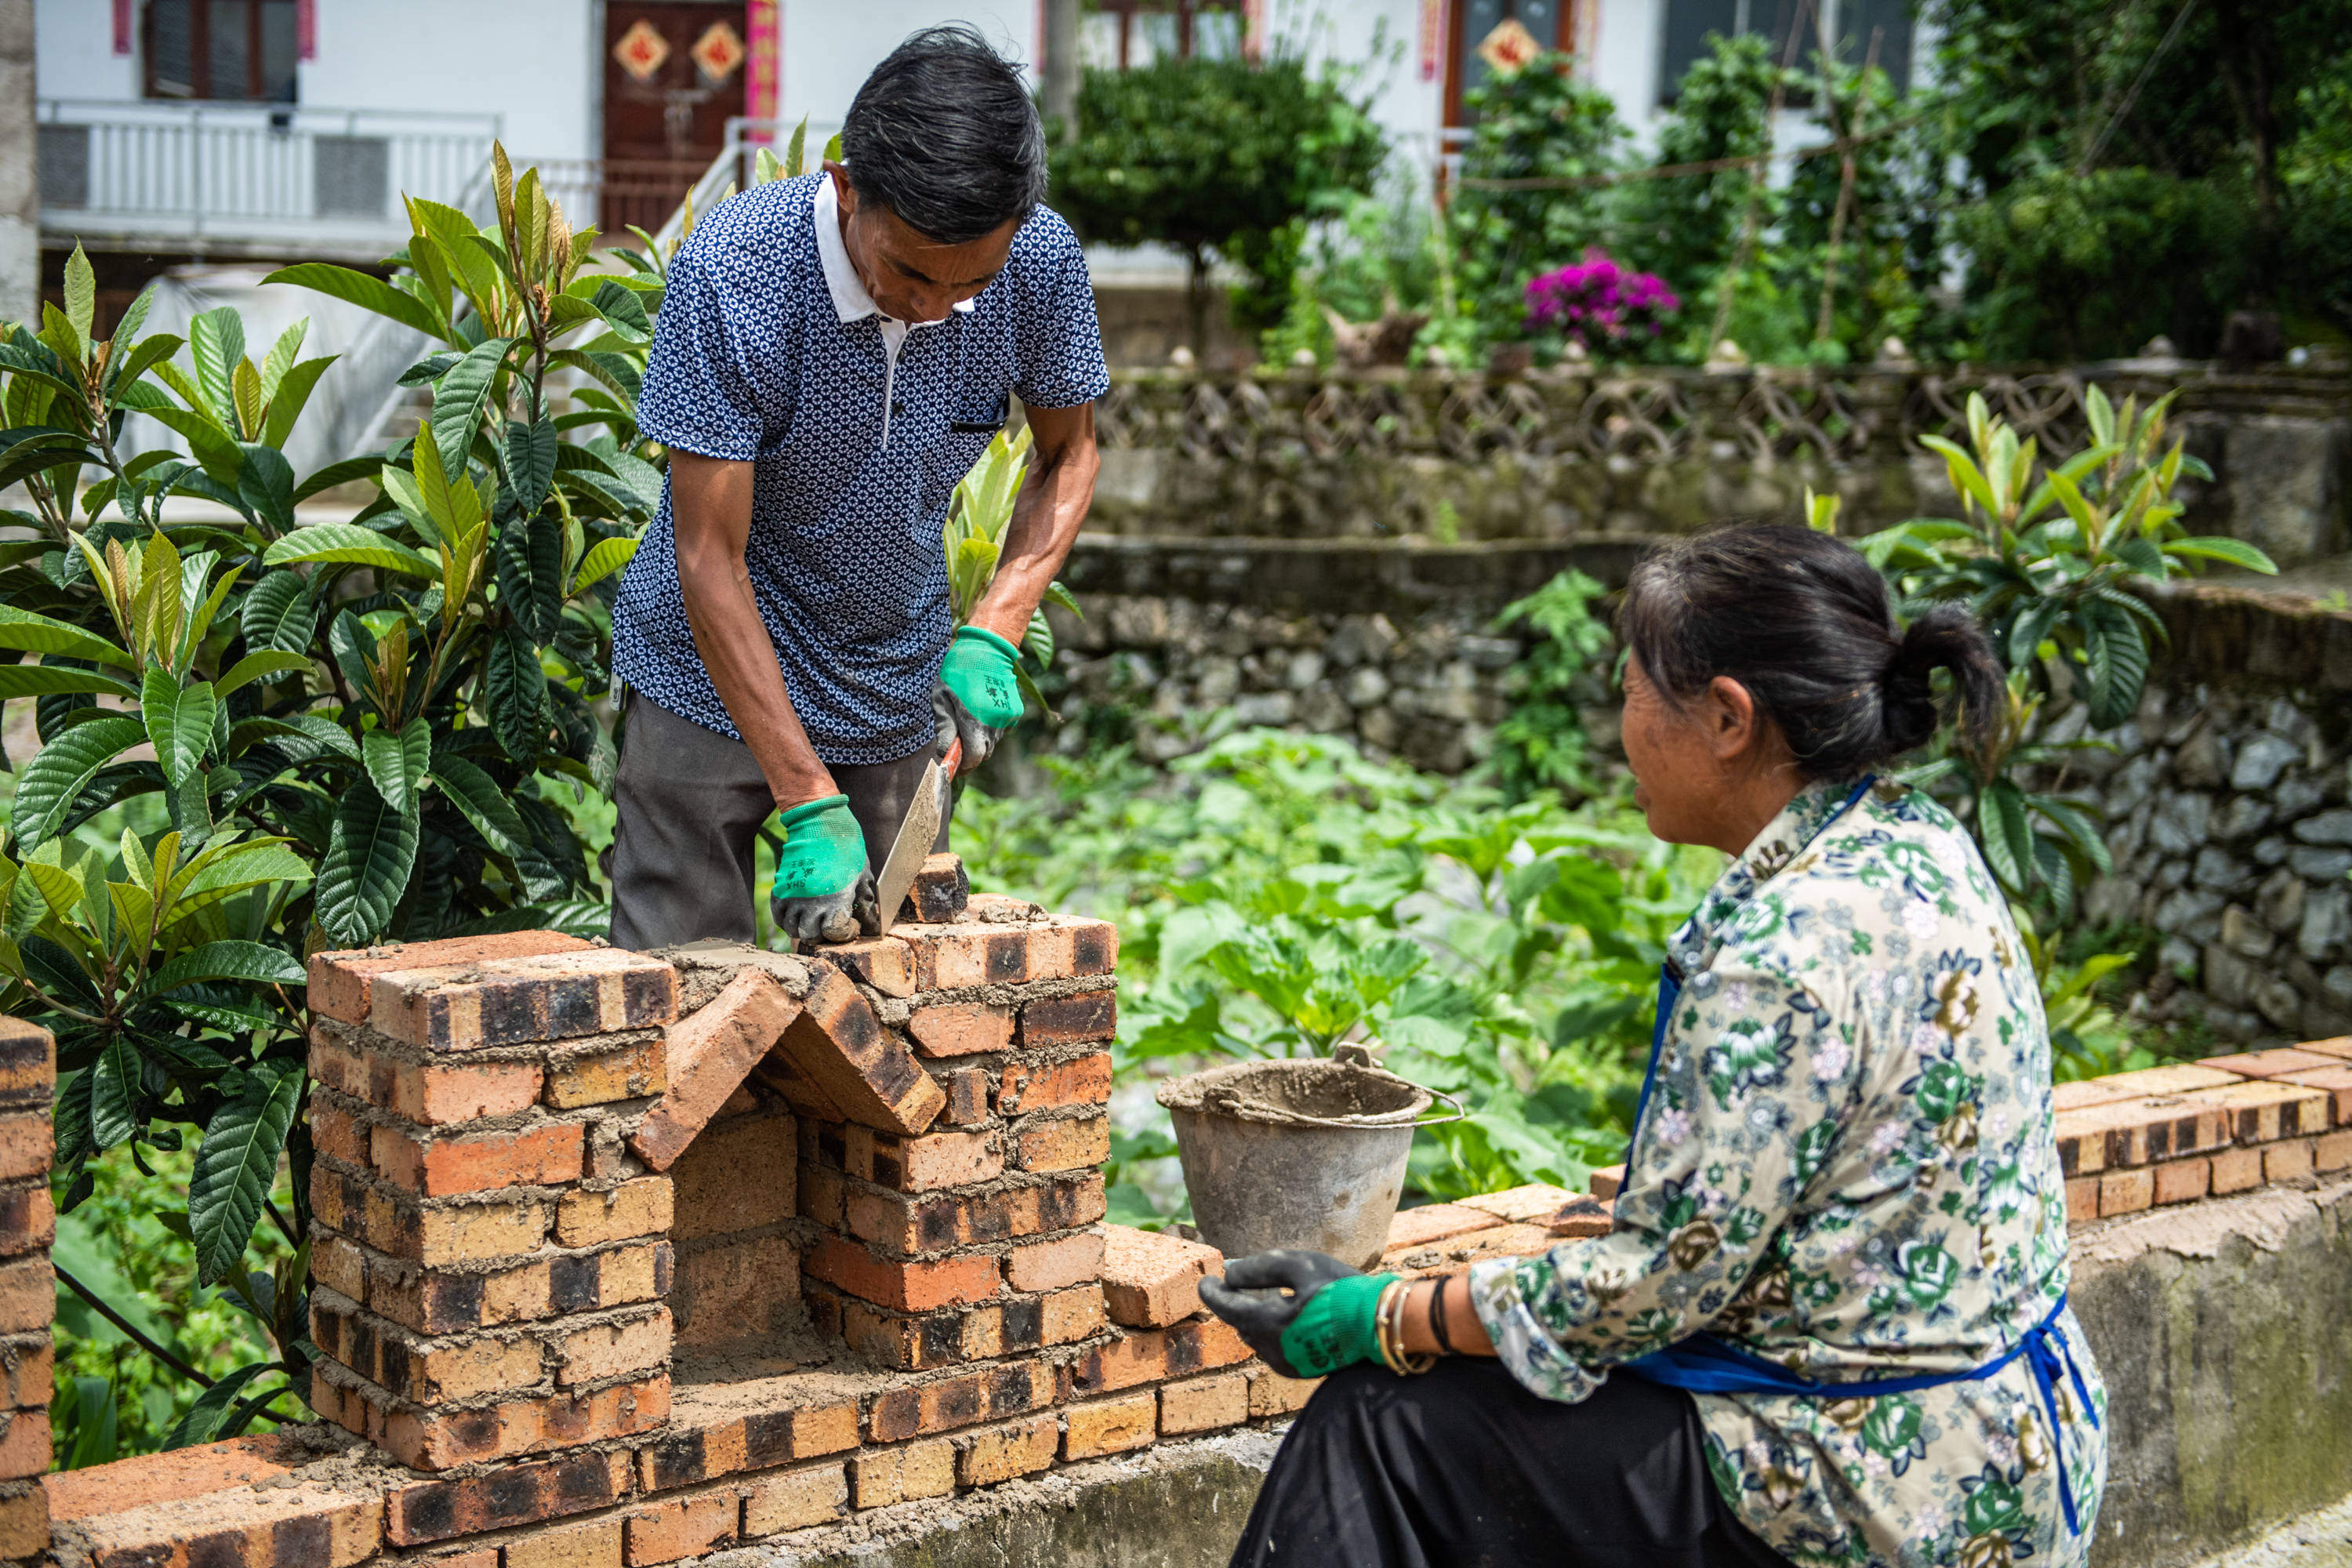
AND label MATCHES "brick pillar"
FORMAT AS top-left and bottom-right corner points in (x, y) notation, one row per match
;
(0, 1017), (52, 1559)
(800, 896), (1118, 1392)
(303, 934), (680, 1472)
